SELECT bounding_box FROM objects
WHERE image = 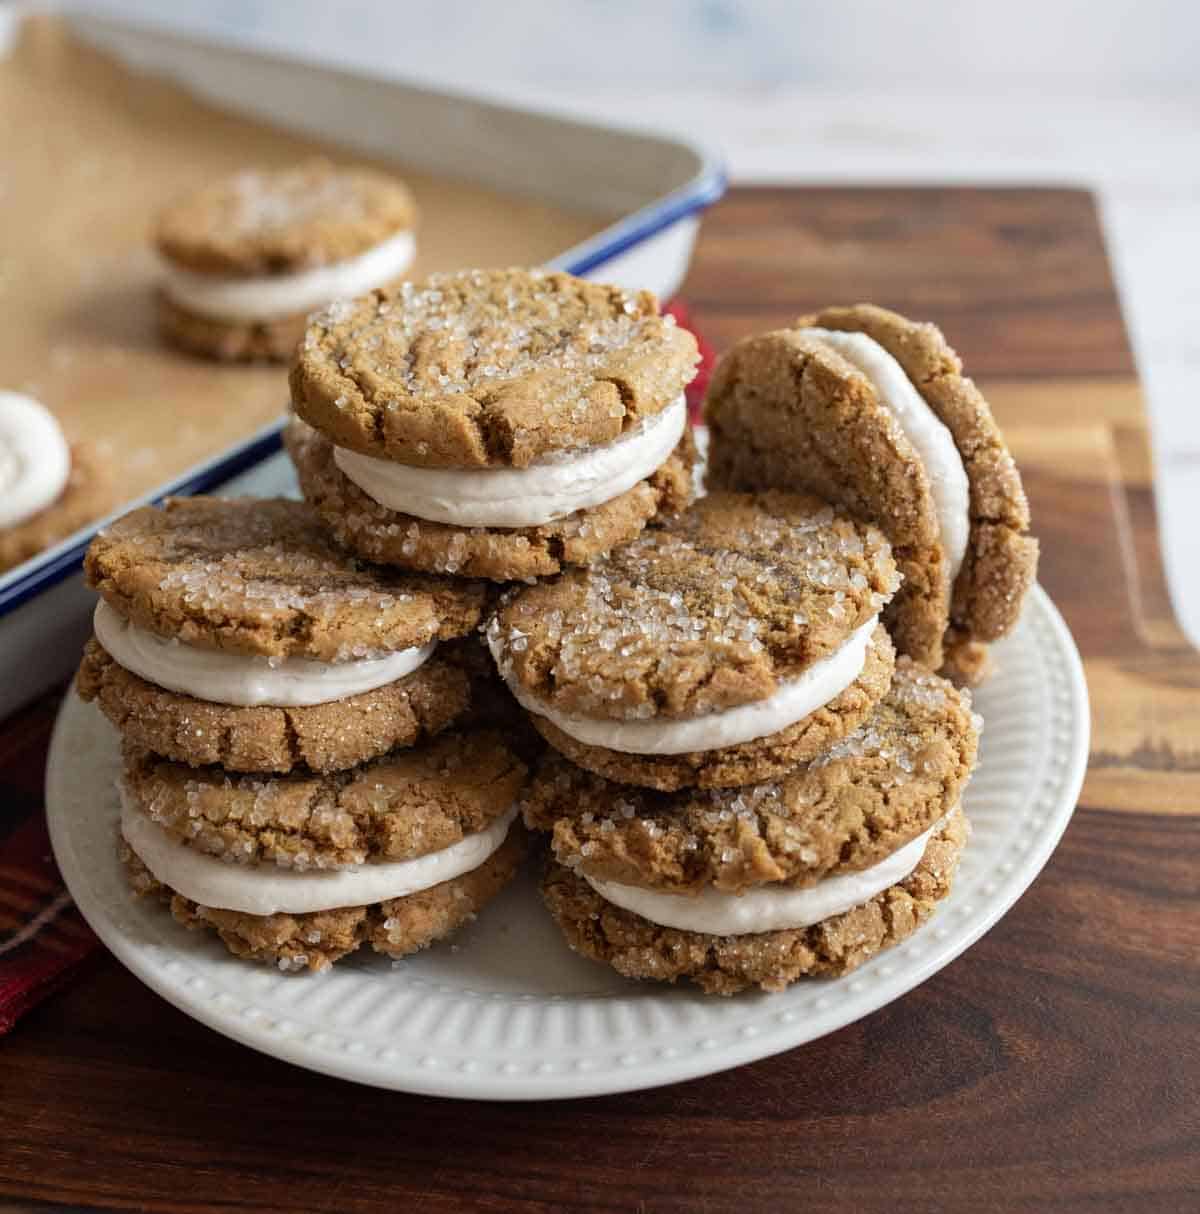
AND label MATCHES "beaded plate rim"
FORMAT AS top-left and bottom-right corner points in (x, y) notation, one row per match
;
(47, 584), (1088, 1101)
